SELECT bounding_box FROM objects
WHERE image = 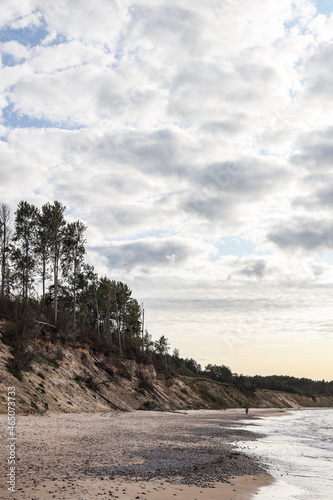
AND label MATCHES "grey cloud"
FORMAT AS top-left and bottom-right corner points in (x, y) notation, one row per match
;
(302, 42), (333, 99)
(115, 129), (190, 176)
(293, 175), (333, 210)
(167, 63), (241, 120)
(311, 263), (326, 277)
(315, 185), (333, 207)
(167, 55), (280, 124)
(268, 218), (333, 251)
(90, 238), (203, 271)
(239, 259), (266, 278)
(94, 127), (195, 179)
(201, 118), (246, 135)
(204, 158), (290, 195)
(127, 4), (203, 57)
(292, 133), (333, 171)
(290, 127), (333, 211)
(182, 157), (290, 224)
(236, 61), (277, 84)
